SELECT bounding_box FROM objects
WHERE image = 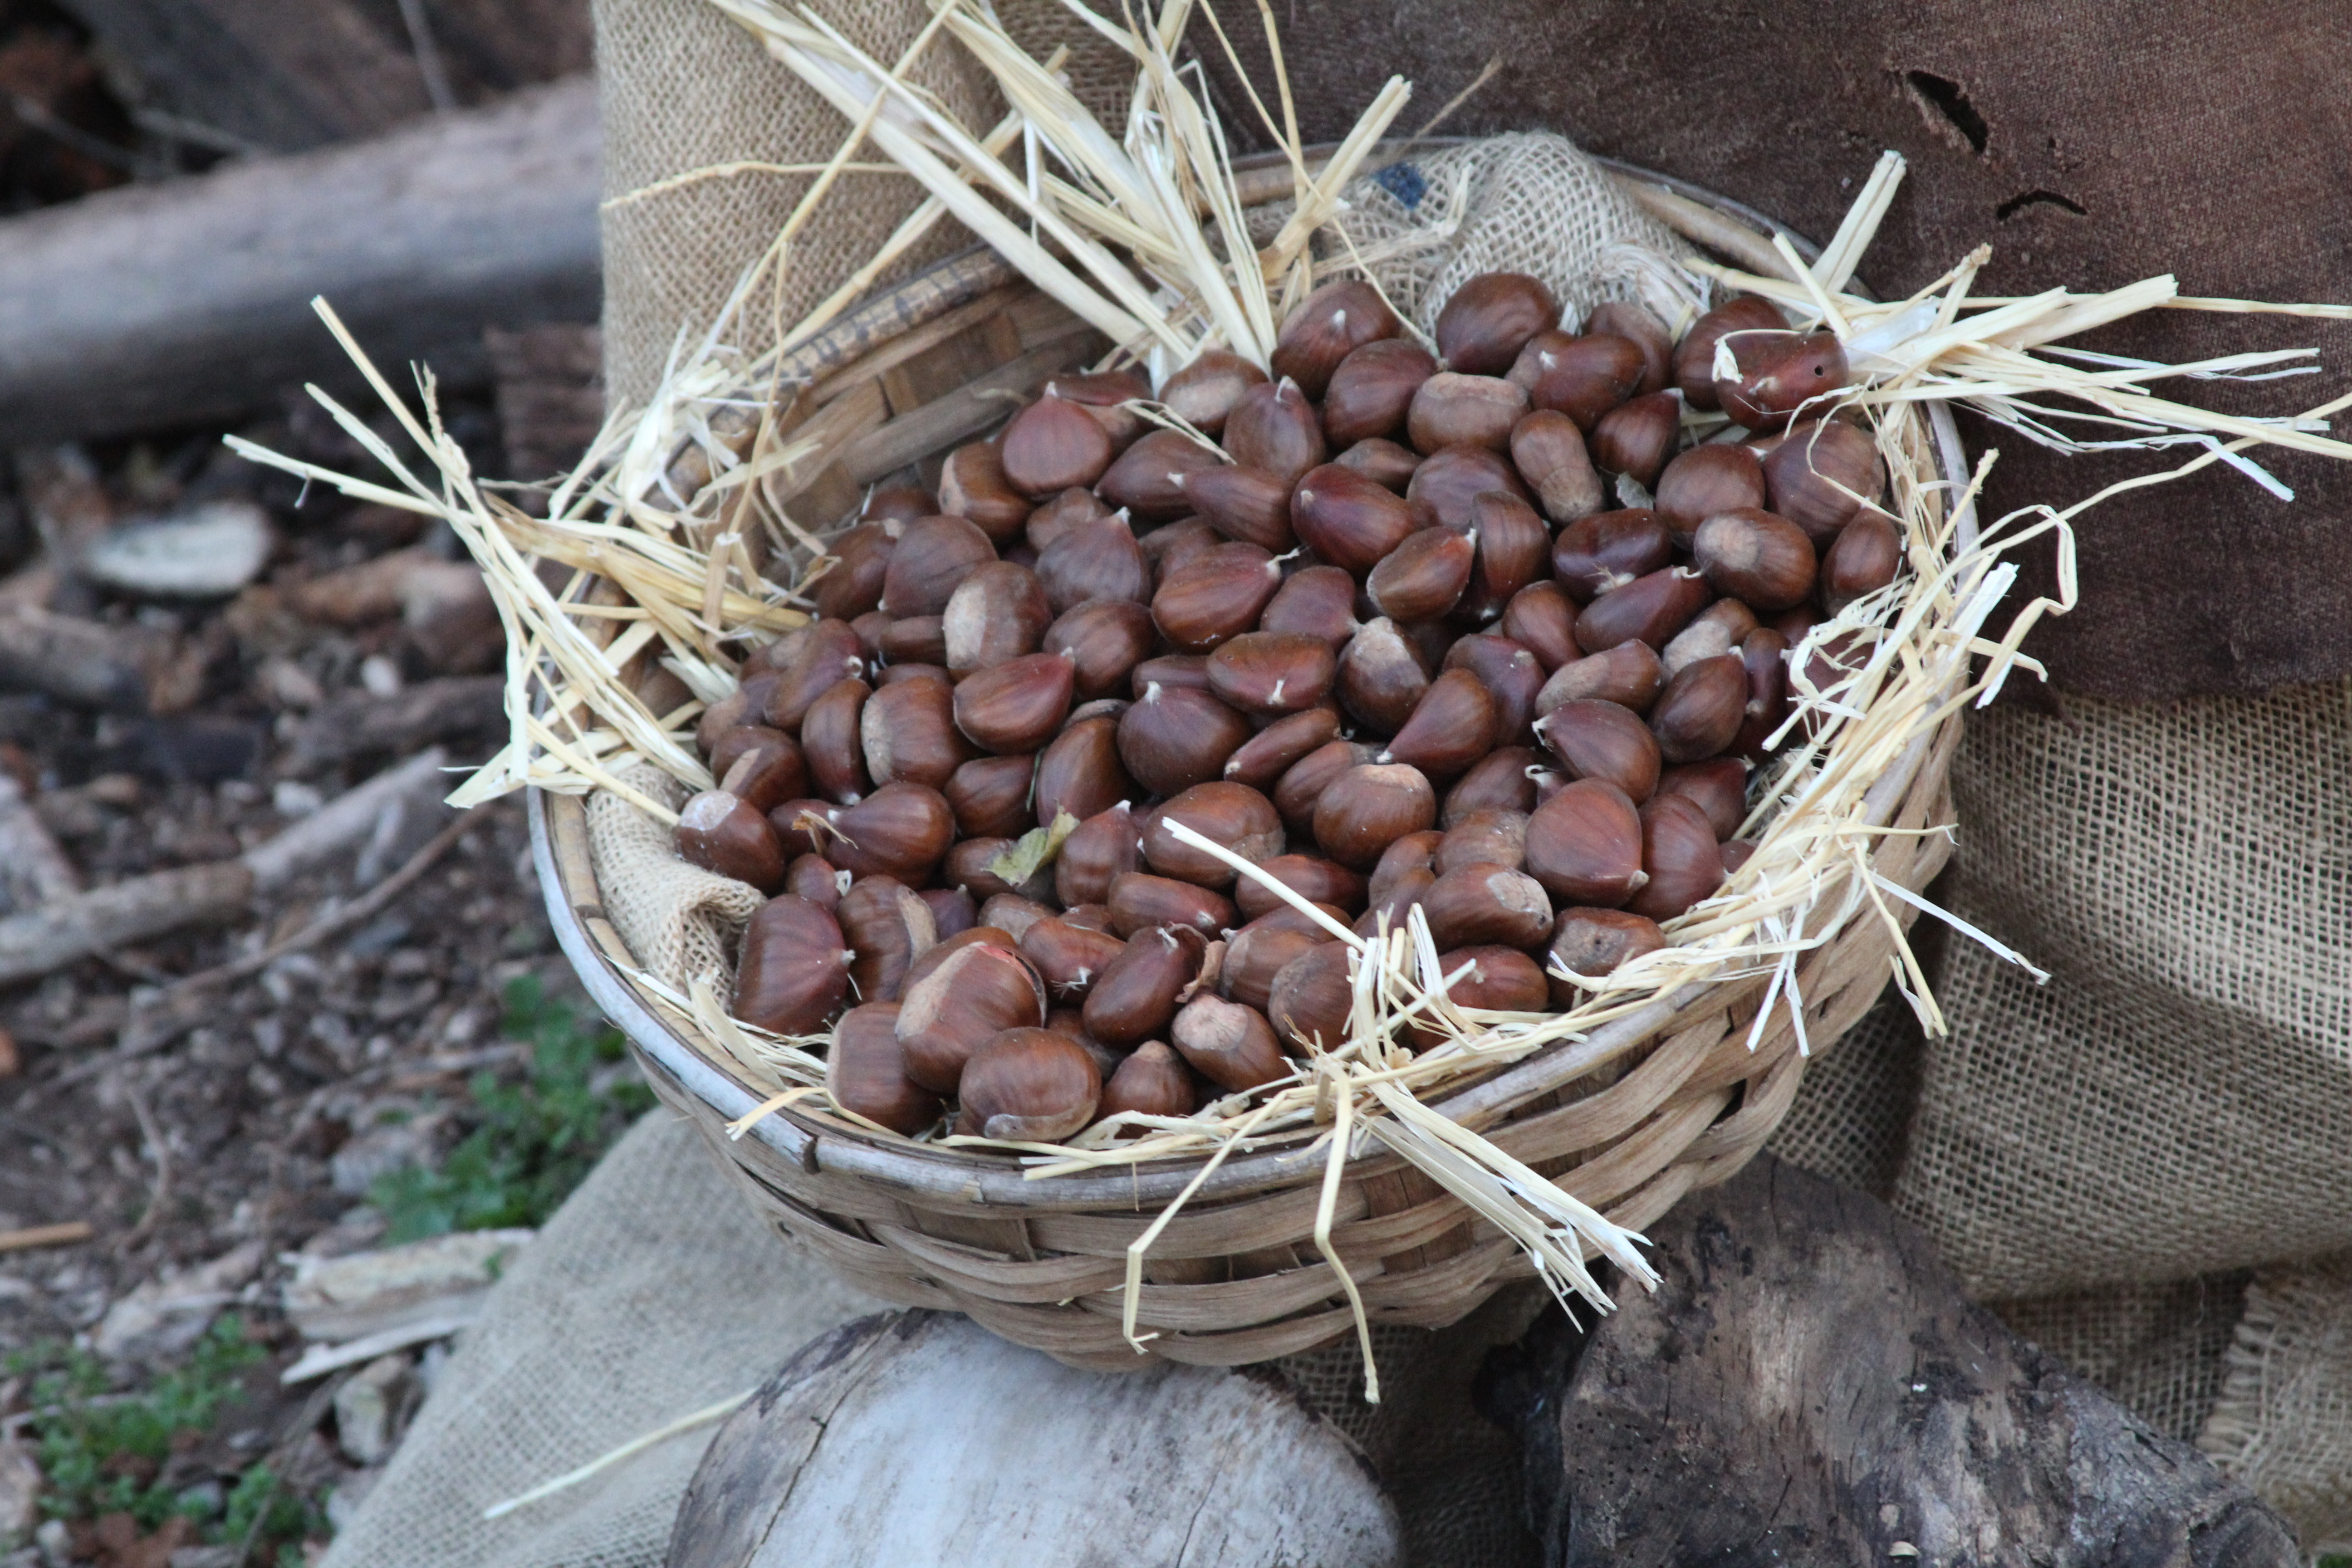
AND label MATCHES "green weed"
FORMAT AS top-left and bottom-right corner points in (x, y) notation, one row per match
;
(369, 975), (651, 1243)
